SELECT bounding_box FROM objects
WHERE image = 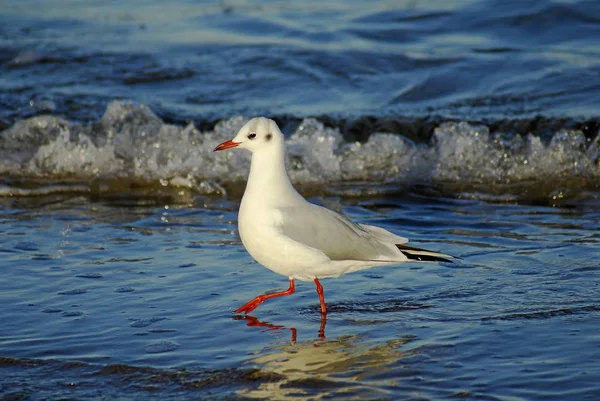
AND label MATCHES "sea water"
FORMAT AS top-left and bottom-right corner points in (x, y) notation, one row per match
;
(1, 1), (599, 400)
